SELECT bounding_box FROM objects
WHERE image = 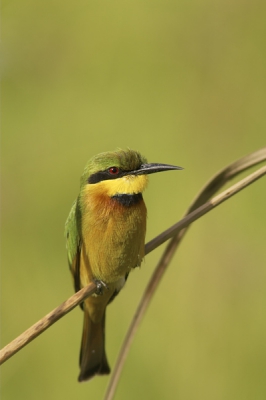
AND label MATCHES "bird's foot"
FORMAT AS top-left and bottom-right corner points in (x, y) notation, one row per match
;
(94, 279), (108, 295)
